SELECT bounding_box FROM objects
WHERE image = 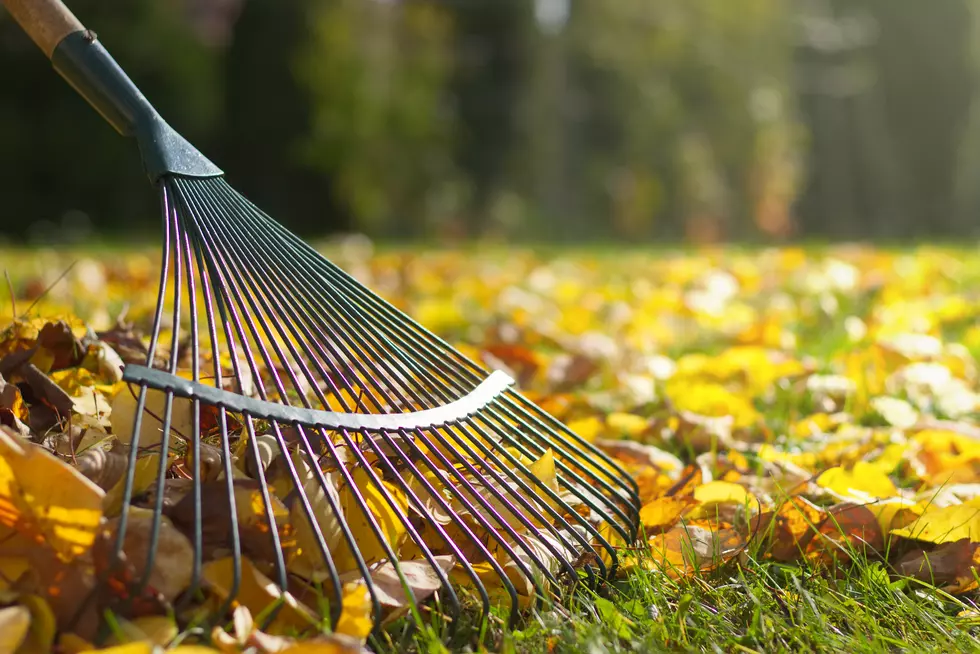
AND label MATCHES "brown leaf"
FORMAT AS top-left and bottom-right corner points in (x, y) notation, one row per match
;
(895, 539), (980, 593)
(751, 496), (825, 562)
(96, 321), (152, 367)
(37, 321), (84, 371)
(167, 480), (292, 565)
(649, 523), (745, 578)
(75, 446), (128, 491)
(105, 507), (195, 602)
(18, 363), (74, 418)
(342, 555), (455, 611)
(806, 503), (884, 566)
